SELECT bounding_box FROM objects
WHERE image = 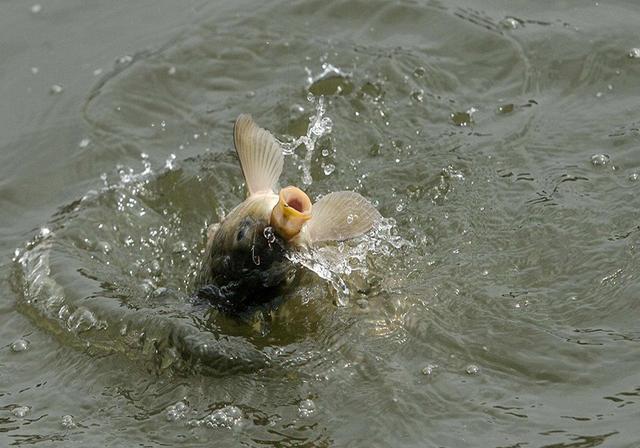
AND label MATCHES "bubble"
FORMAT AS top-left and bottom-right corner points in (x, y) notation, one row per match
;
(61, 414), (76, 429)
(78, 138), (91, 148)
(168, 66), (176, 75)
(200, 405), (243, 429)
(321, 148), (329, 157)
(93, 68), (103, 76)
(628, 48), (640, 59)
(628, 173), (639, 182)
(116, 55), (133, 65)
(323, 163), (335, 175)
(12, 406), (31, 418)
(413, 66), (426, 78)
(298, 399), (316, 418)
(166, 401), (189, 422)
(10, 339), (30, 352)
(591, 153), (610, 167)
(346, 214), (354, 224)
(30, 4), (42, 14)
(500, 17), (522, 29)
(50, 84), (64, 95)
(30, 67), (39, 75)
(465, 364), (480, 375)
(66, 307), (99, 333)
(411, 89), (424, 102)
(421, 364), (437, 375)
